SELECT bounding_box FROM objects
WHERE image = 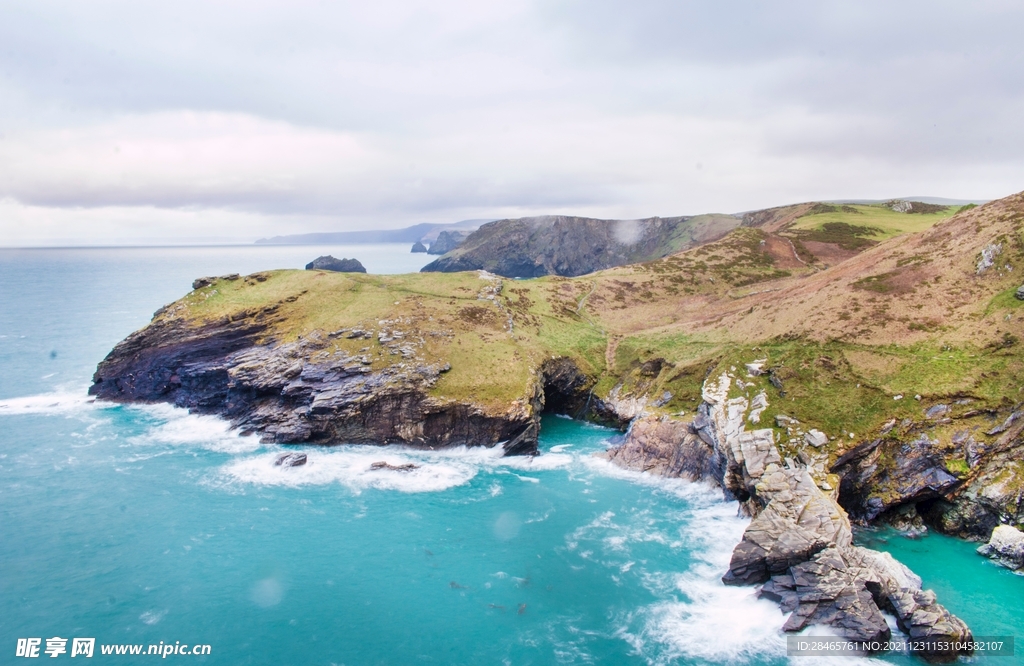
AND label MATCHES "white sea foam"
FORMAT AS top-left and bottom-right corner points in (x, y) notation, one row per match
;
(139, 610), (167, 625)
(503, 451), (573, 471)
(0, 389), (98, 416)
(215, 440), (591, 494)
(220, 448), (480, 493)
(582, 455), (723, 505)
(127, 403), (259, 454)
(630, 574), (787, 664)
(611, 499), (791, 664)
(619, 496), (883, 665)
(567, 456), (821, 665)
(0, 390), (261, 457)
